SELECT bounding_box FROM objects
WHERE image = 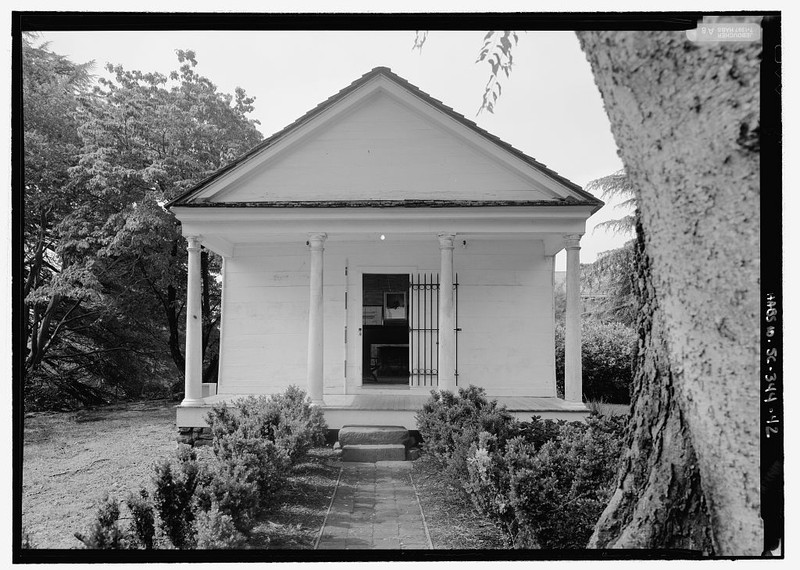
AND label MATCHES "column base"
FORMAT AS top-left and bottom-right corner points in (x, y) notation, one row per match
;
(179, 397), (206, 407)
